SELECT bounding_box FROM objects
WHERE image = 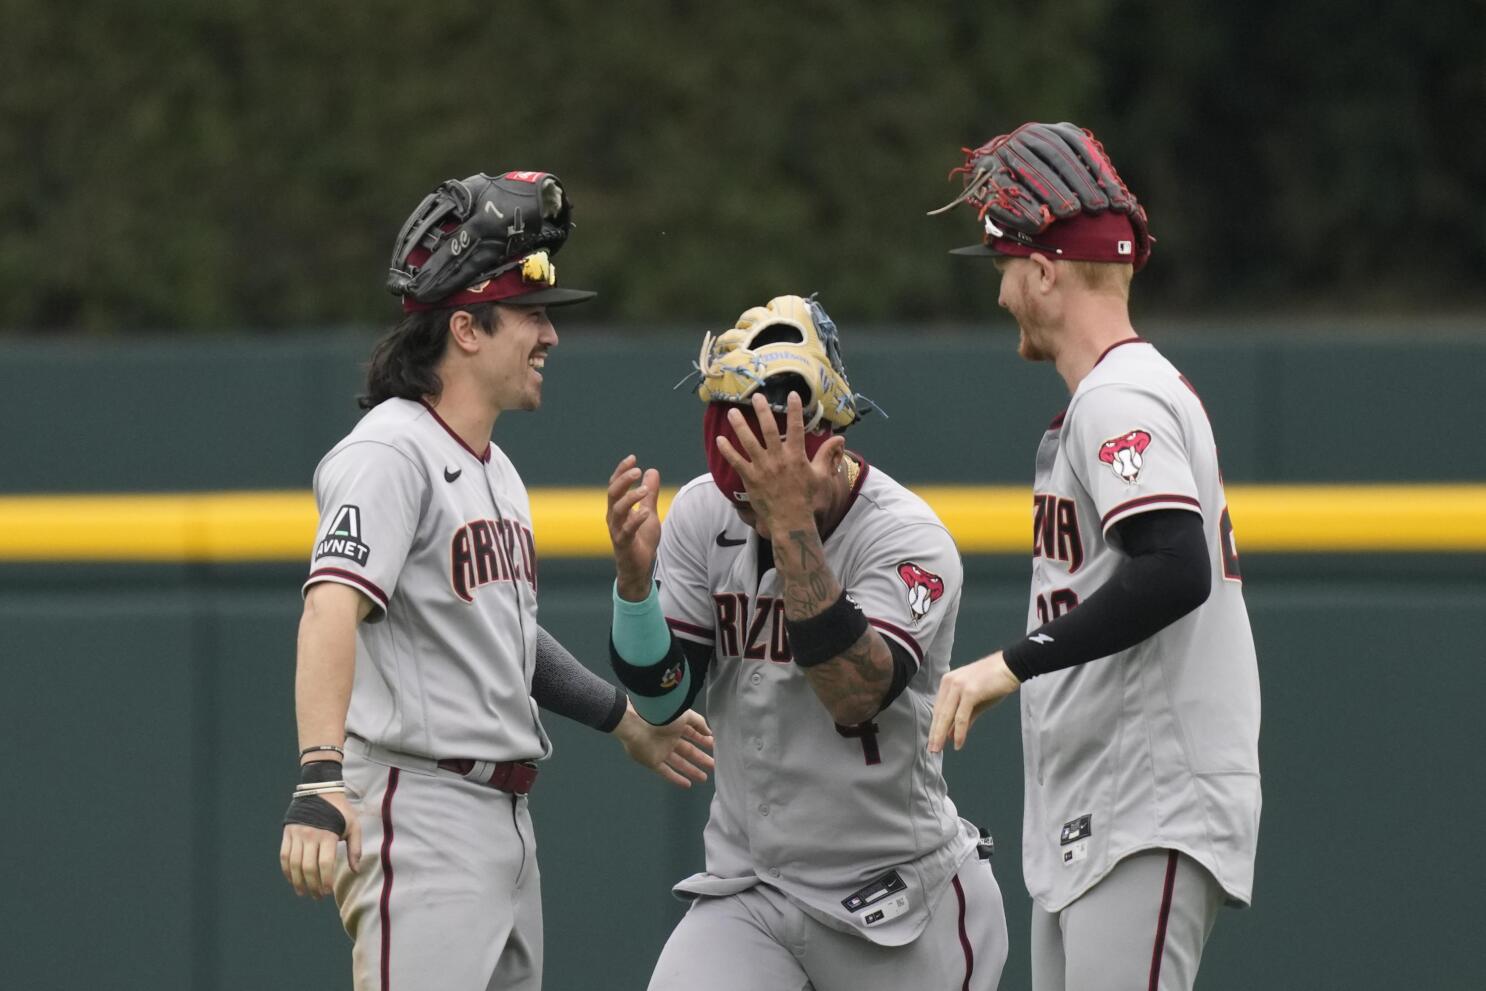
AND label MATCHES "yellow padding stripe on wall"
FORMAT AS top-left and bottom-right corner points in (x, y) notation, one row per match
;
(0, 485), (1483, 562)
